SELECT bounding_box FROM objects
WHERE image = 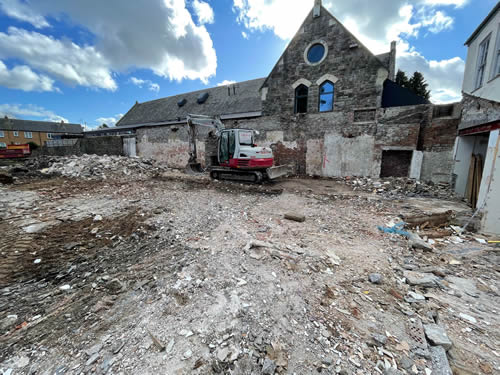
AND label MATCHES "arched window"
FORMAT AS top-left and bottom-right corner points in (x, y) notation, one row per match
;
(295, 84), (308, 113)
(319, 81), (334, 112)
